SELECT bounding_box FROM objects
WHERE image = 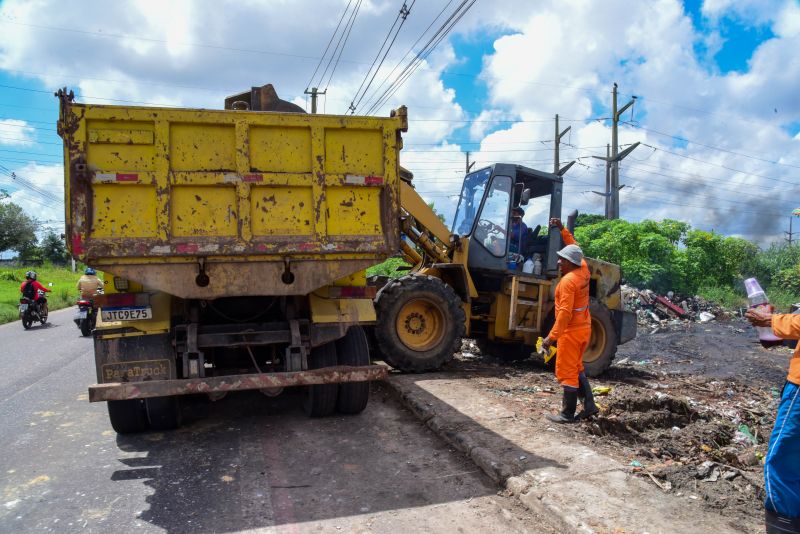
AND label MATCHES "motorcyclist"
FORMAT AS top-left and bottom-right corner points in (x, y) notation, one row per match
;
(77, 267), (103, 299)
(20, 271), (50, 313)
